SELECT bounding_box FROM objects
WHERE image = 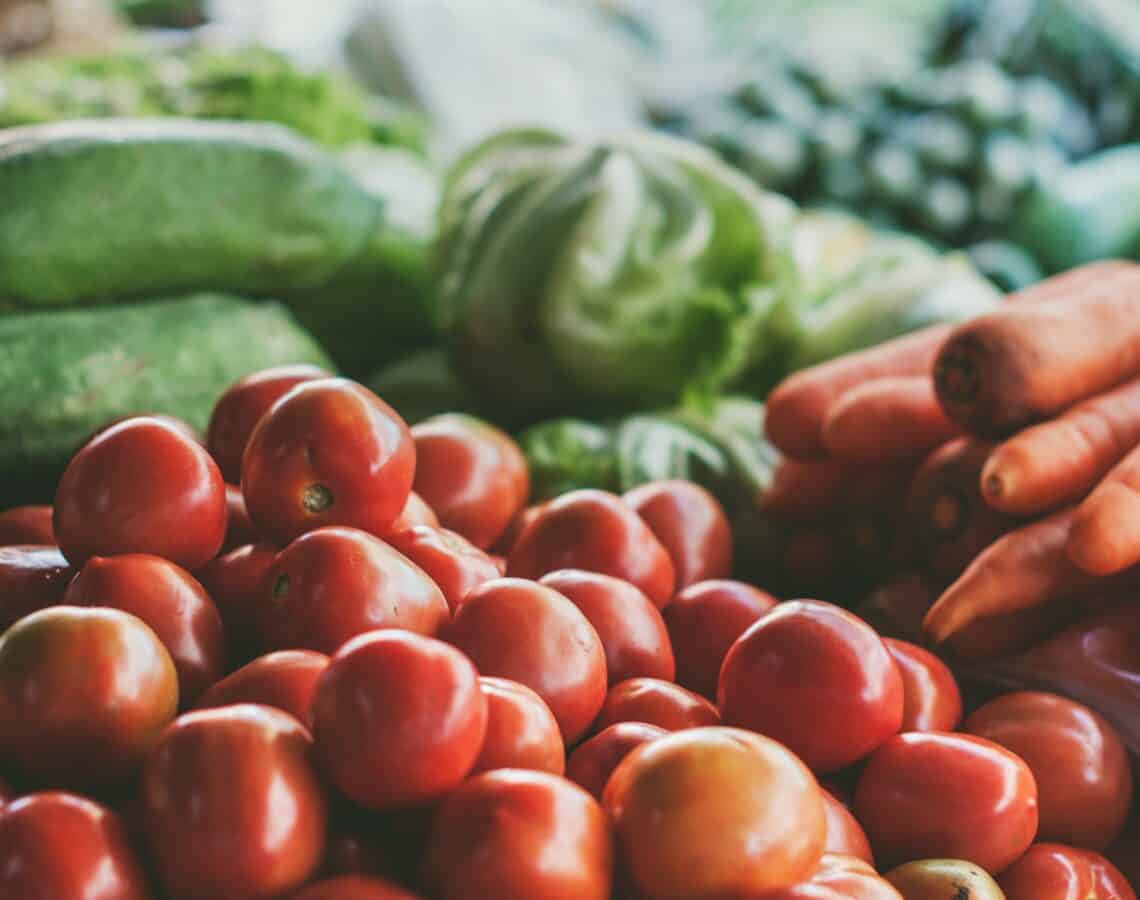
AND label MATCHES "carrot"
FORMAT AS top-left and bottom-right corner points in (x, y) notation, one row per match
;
(759, 458), (854, 518)
(981, 375), (1140, 516)
(1067, 443), (1140, 575)
(934, 260), (1140, 437)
